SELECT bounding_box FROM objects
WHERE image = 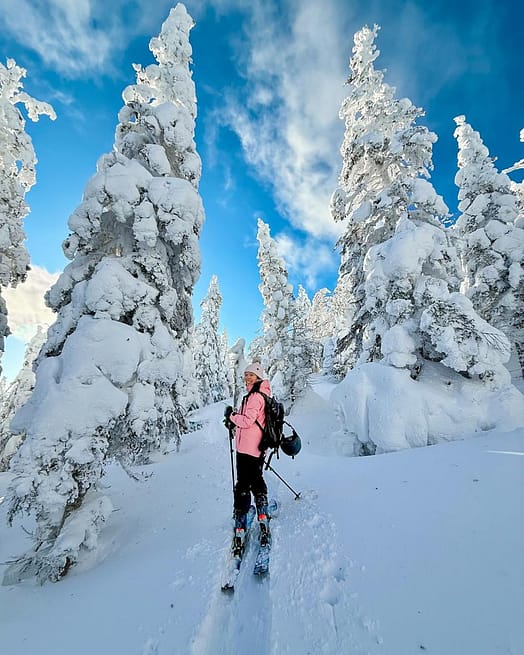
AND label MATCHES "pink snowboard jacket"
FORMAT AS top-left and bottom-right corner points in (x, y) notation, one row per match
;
(230, 379), (272, 458)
